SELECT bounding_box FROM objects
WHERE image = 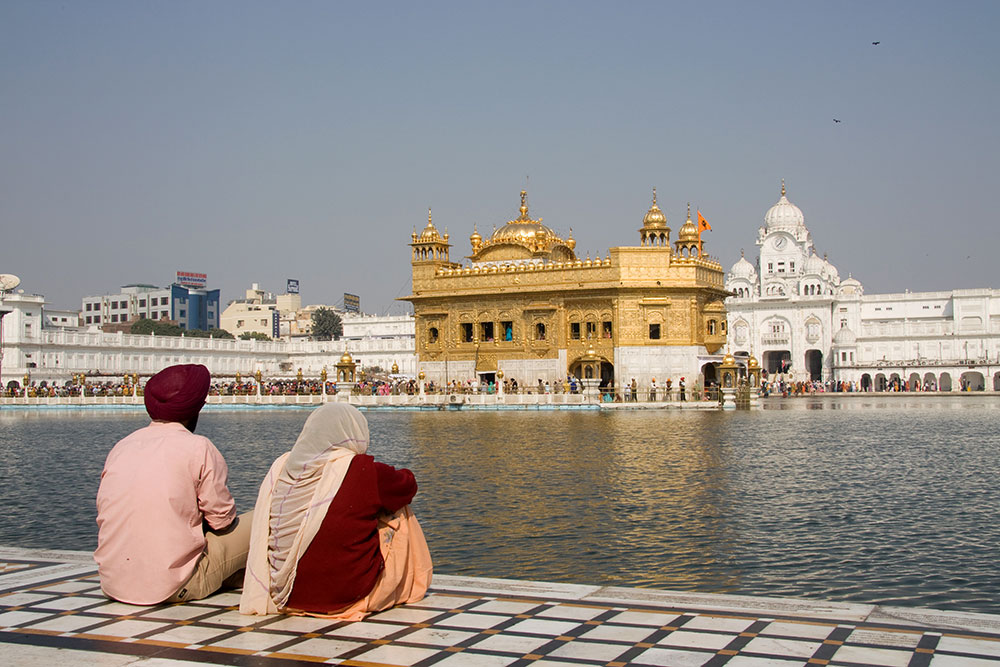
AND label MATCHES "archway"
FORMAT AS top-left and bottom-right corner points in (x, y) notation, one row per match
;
(805, 349), (823, 381)
(994, 371), (1000, 391)
(875, 373), (888, 391)
(861, 374), (872, 392)
(960, 371), (985, 391)
(923, 372), (937, 391)
(908, 373), (921, 391)
(600, 361), (615, 388)
(568, 359), (615, 388)
(701, 363), (718, 387)
(939, 373), (953, 391)
(889, 373), (901, 391)
(762, 350), (791, 374)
